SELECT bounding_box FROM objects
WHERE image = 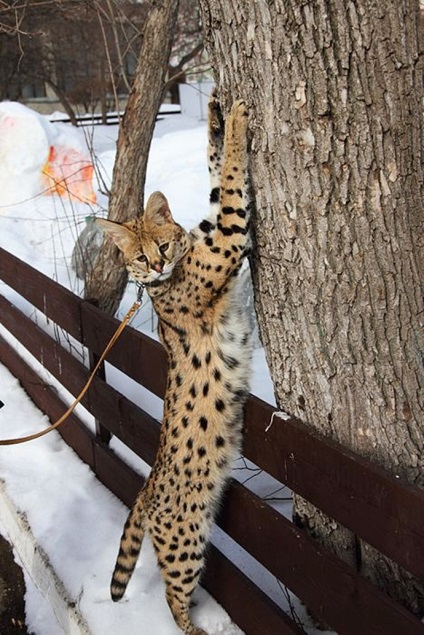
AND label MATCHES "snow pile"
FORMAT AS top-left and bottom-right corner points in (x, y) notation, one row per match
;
(0, 102), (95, 208)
